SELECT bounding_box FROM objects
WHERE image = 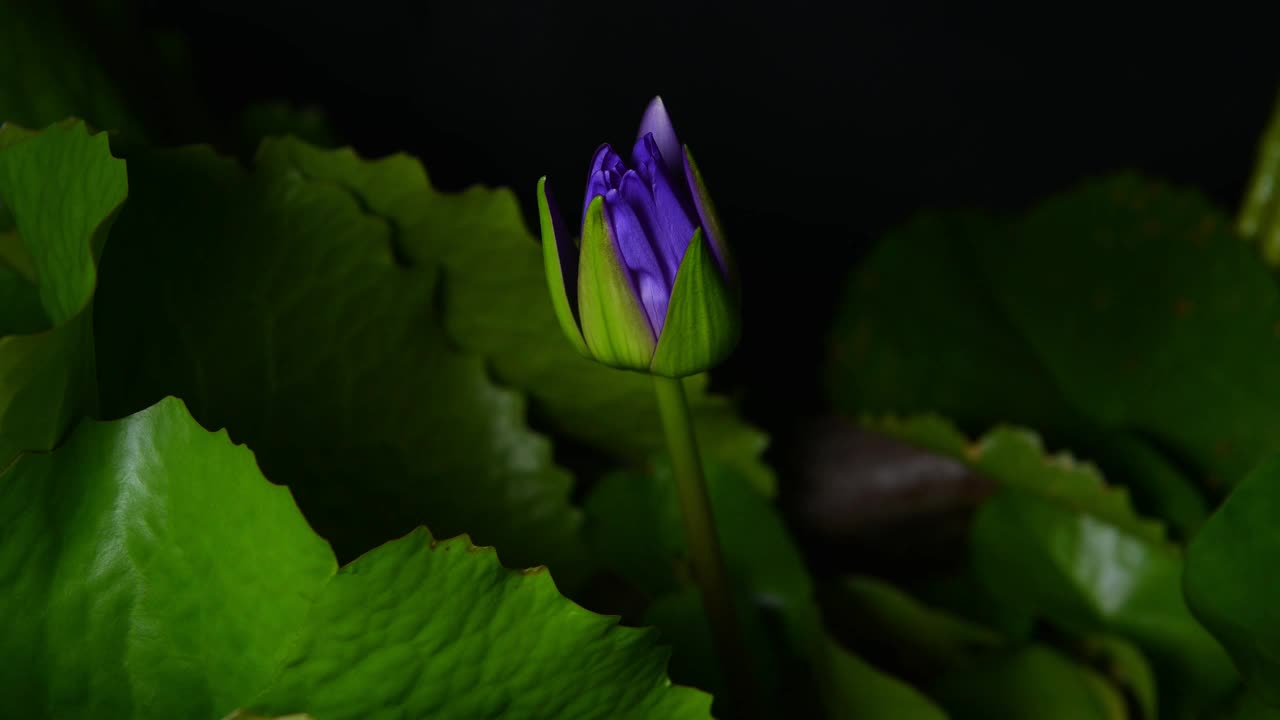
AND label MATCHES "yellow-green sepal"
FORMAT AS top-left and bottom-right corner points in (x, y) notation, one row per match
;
(578, 195), (658, 370)
(683, 145), (738, 290)
(537, 176), (589, 357)
(650, 228), (740, 377)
